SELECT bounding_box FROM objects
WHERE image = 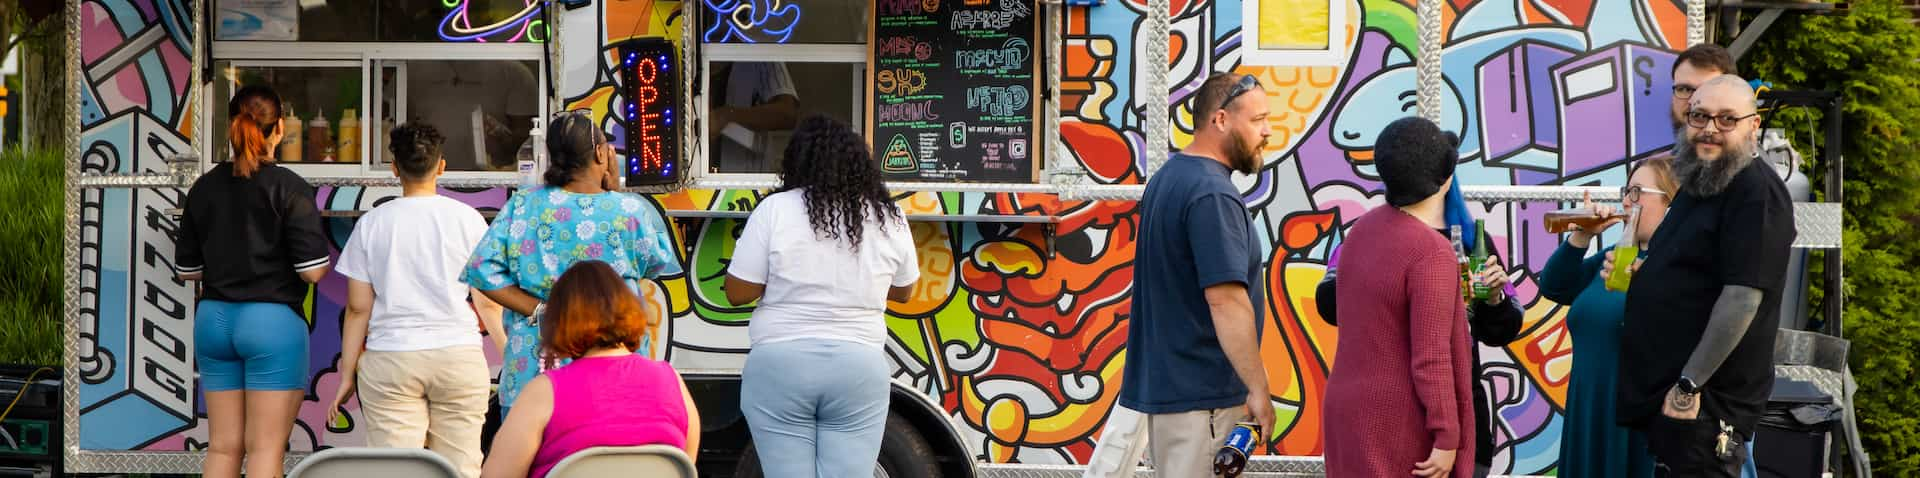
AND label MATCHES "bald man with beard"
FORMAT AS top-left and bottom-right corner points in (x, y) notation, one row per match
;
(1606, 75), (1797, 478)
